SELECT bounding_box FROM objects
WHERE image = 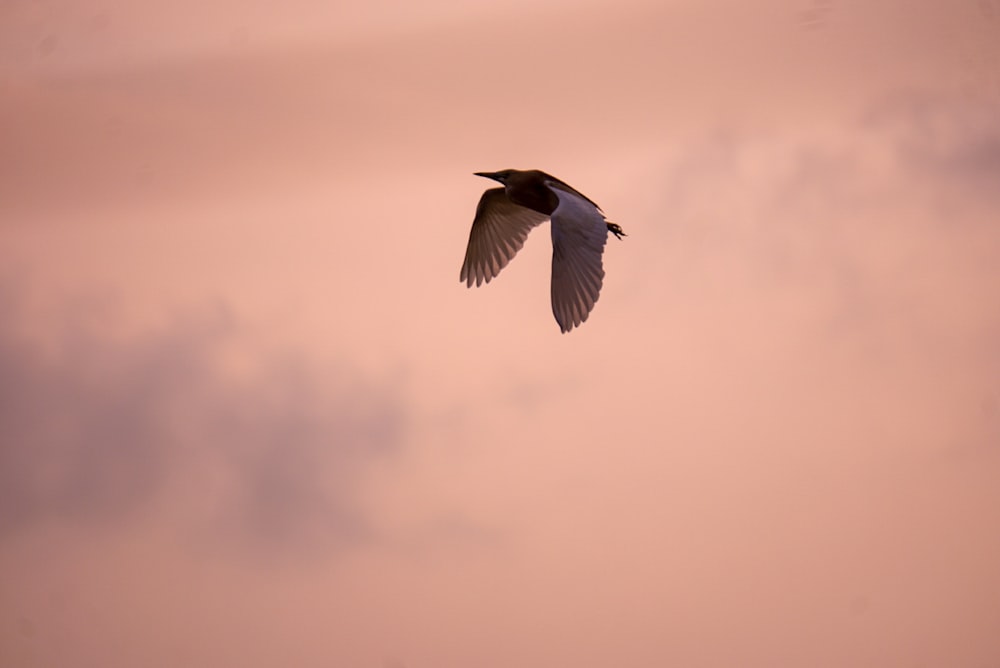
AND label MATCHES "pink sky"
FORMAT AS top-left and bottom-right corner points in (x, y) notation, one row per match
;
(2, 1), (1000, 666)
